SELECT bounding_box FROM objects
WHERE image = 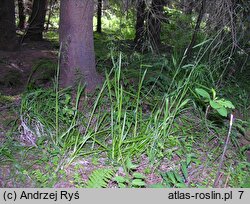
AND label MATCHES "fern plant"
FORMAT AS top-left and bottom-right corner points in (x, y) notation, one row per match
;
(85, 168), (114, 188)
